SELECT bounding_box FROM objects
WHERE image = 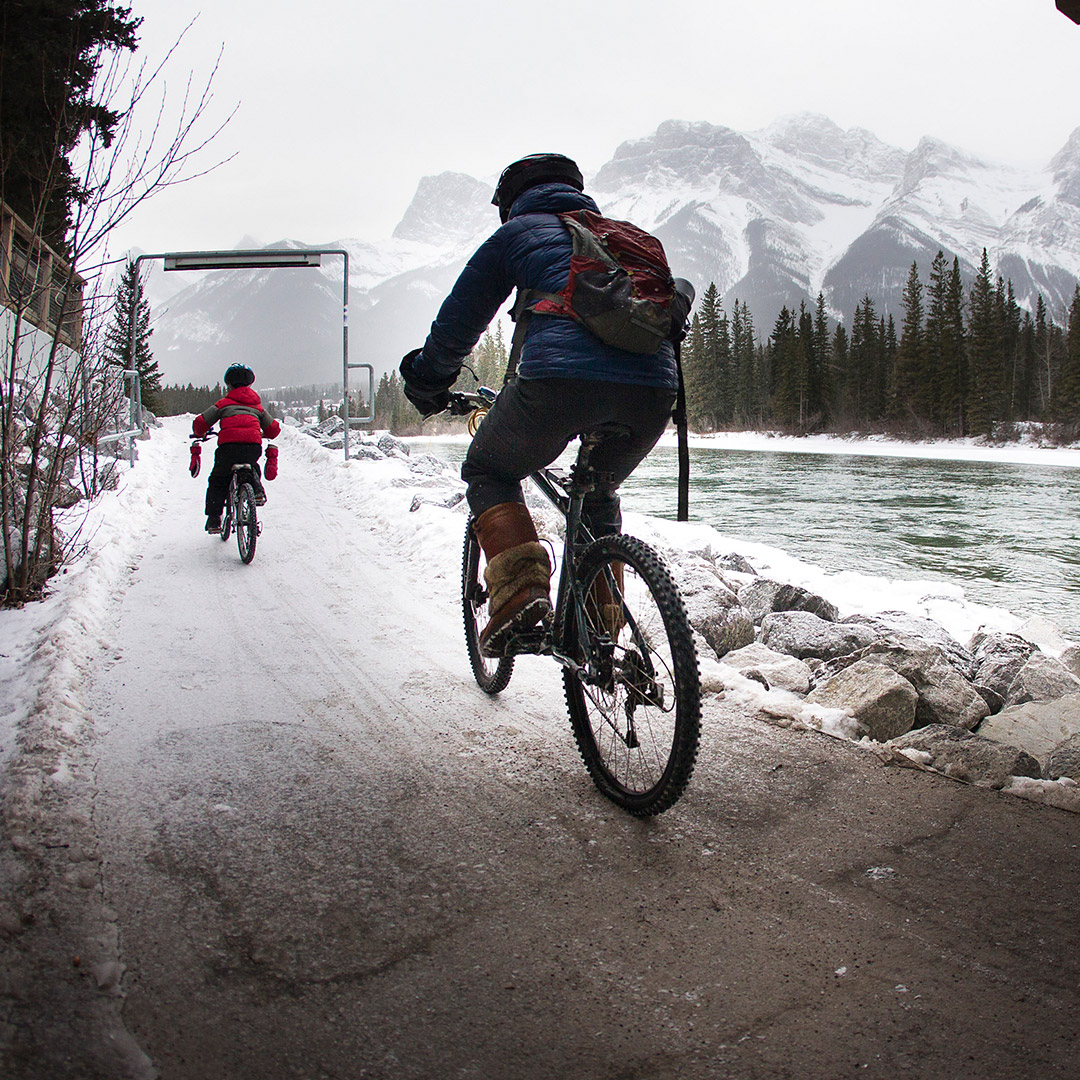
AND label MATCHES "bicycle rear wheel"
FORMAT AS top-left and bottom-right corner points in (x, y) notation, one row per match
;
(562, 534), (700, 816)
(236, 482), (258, 564)
(462, 521), (514, 694)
